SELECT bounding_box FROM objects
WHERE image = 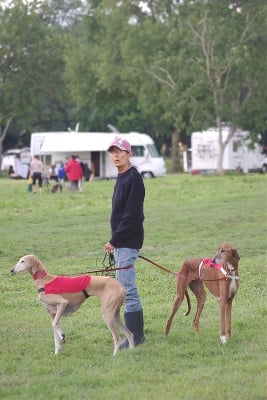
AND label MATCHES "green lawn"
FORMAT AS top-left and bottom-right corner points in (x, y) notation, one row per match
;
(0, 174), (266, 400)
